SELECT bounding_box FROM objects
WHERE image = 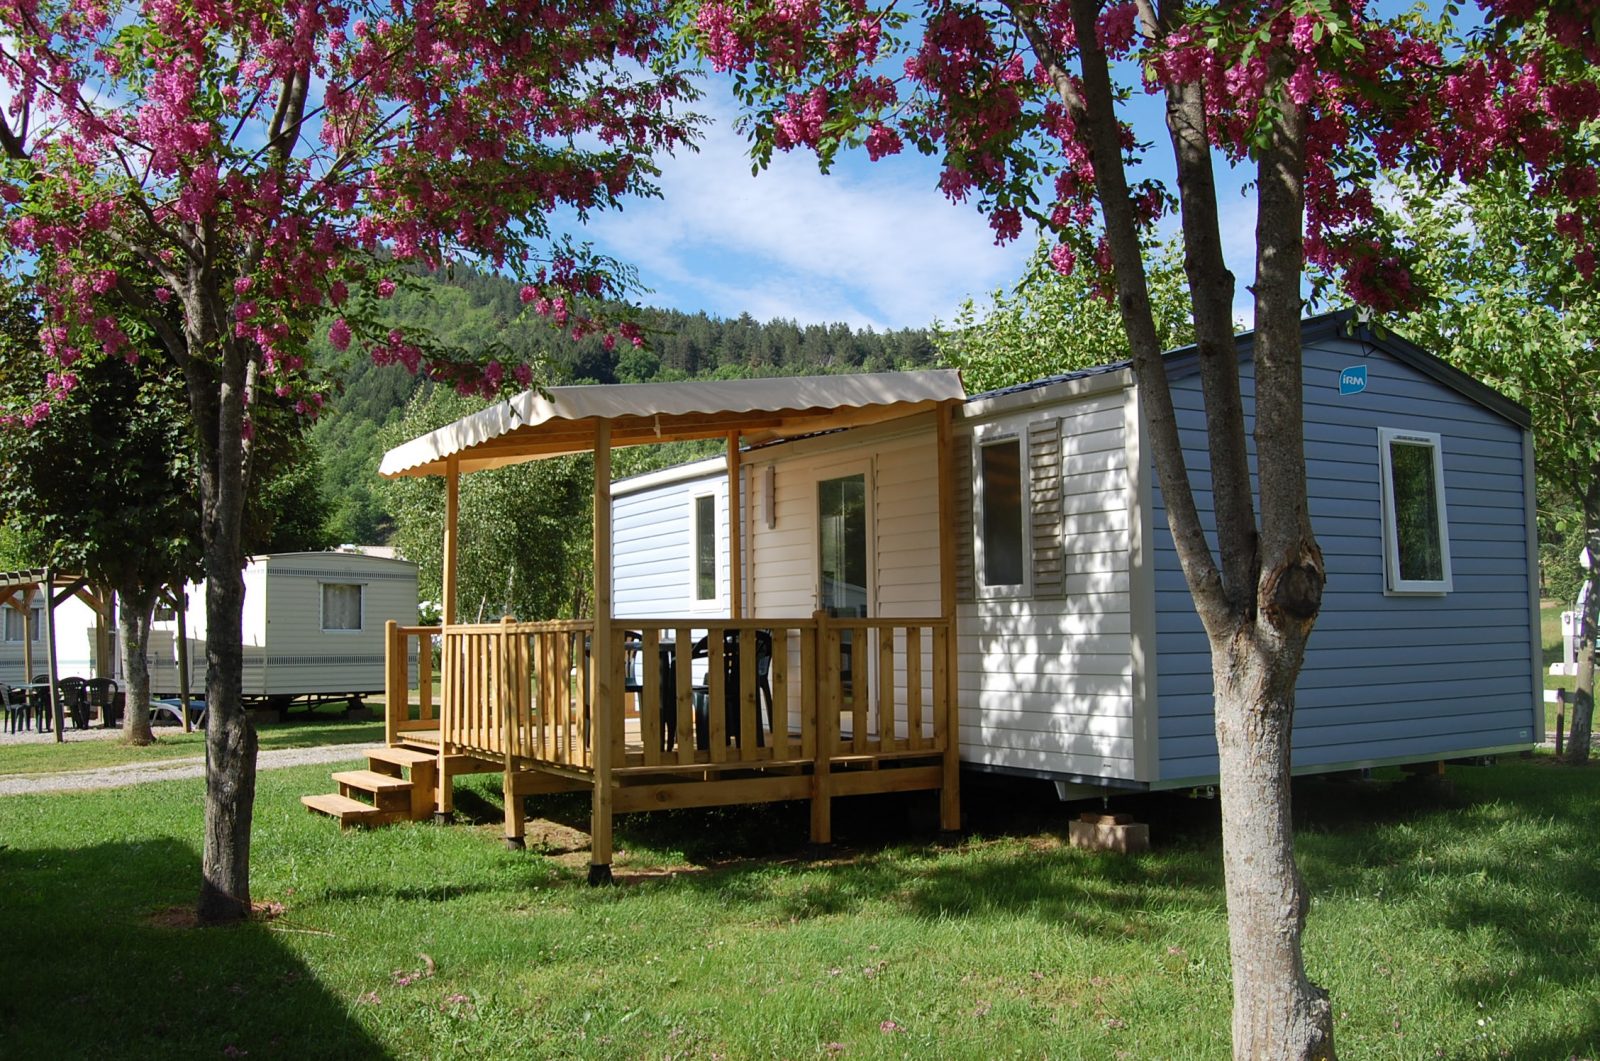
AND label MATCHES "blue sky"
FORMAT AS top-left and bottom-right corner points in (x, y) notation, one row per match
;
(574, 79), (1263, 333)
